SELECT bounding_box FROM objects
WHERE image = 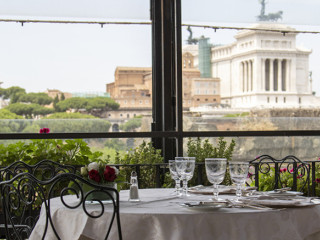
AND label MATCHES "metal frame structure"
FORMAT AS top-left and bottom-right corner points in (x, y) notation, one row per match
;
(0, 0), (320, 161)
